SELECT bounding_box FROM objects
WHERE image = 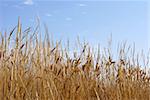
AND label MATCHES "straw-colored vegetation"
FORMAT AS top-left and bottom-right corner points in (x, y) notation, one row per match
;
(0, 19), (150, 100)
